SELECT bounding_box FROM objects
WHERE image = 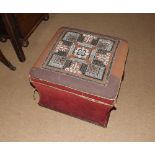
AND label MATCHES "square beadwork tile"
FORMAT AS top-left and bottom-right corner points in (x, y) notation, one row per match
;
(85, 64), (105, 80)
(47, 54), (66, 69)
(43, 28), (119, 84)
